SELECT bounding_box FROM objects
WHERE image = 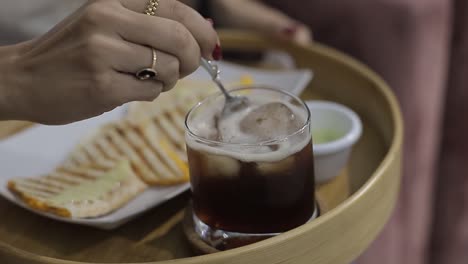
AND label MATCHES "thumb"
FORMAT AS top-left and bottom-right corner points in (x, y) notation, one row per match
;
(212, 0), (312, 45)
